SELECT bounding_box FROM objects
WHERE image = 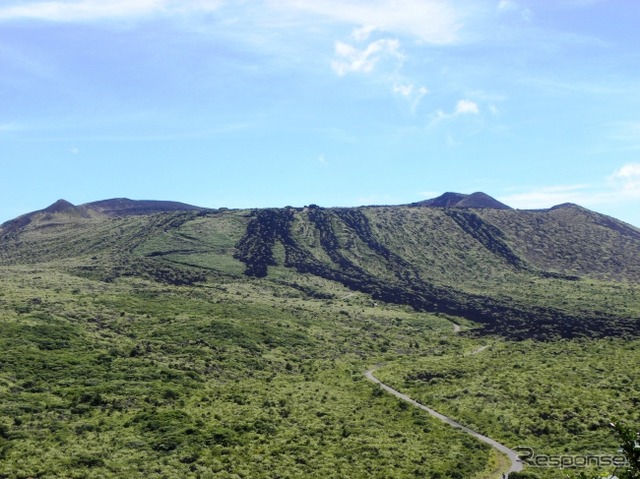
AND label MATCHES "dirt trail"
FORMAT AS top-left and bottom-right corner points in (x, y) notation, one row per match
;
(364, 368), (523, 477)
